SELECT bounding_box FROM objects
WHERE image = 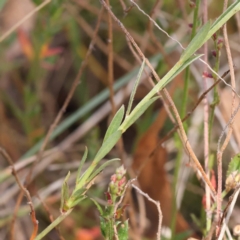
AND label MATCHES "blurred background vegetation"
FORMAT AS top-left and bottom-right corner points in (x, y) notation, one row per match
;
(1, 0), (240, 240)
